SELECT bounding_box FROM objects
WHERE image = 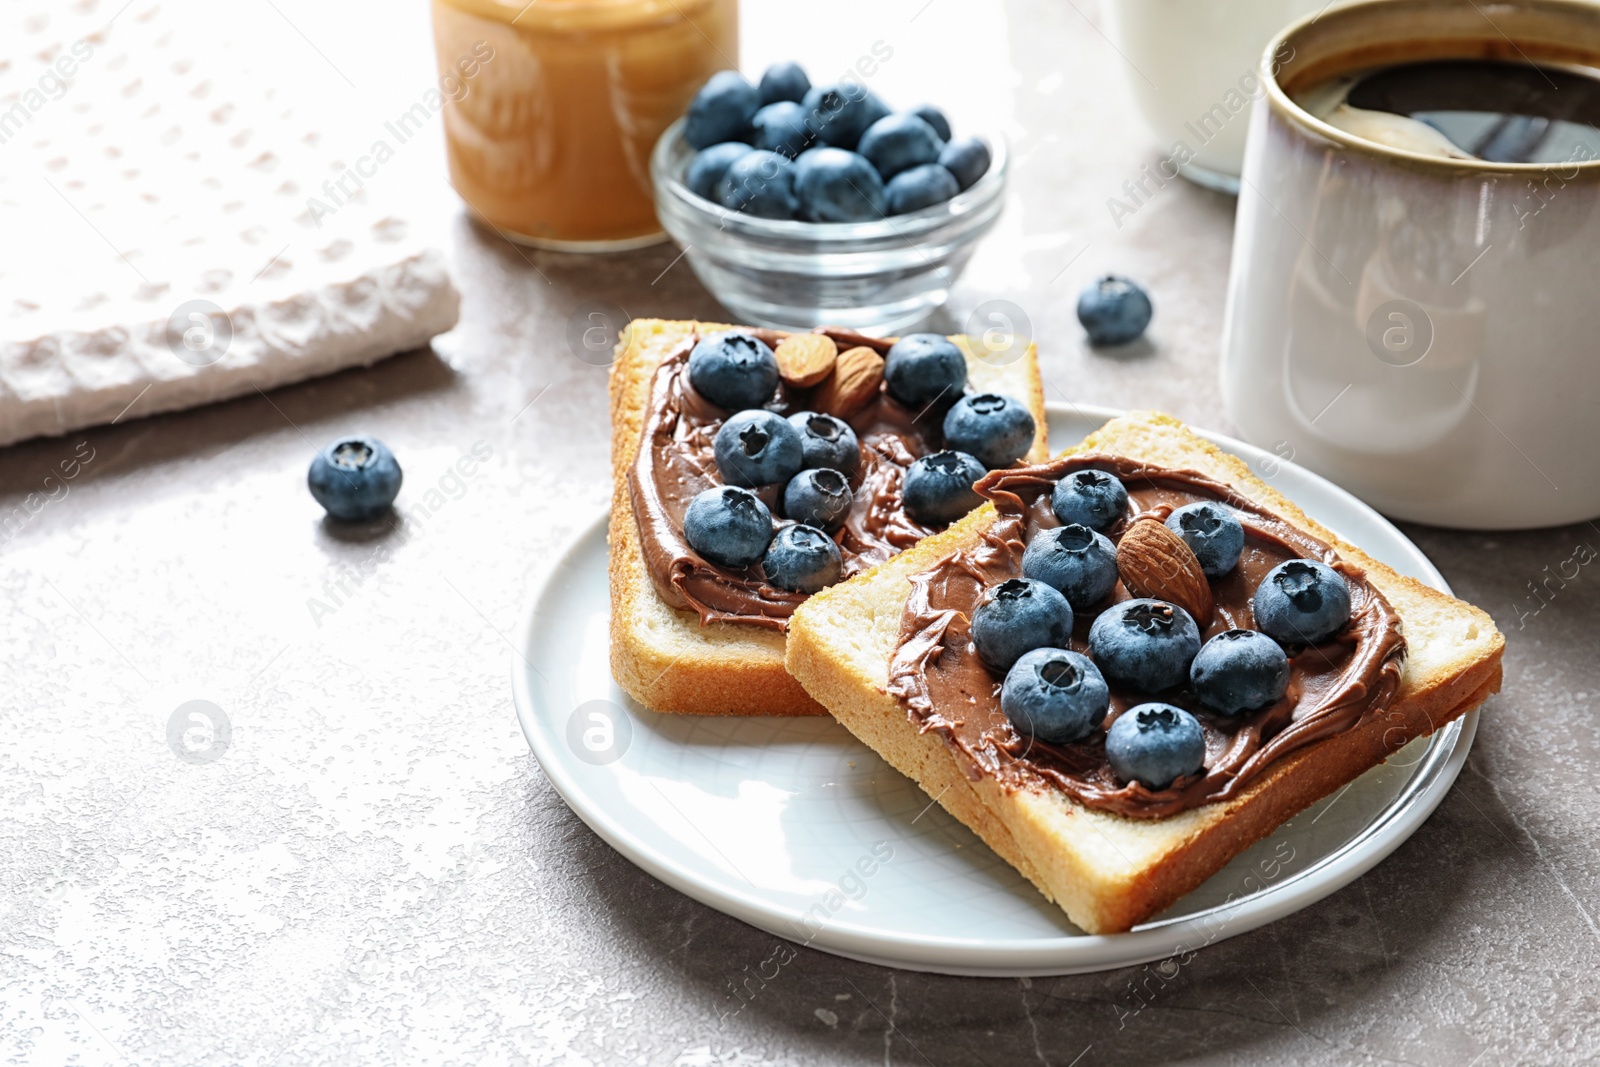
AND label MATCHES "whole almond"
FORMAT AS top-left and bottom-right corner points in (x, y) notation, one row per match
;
(814, 345), (884, 417)
(1116, 517), (1214, 626)
(775, 333), (838, 388)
